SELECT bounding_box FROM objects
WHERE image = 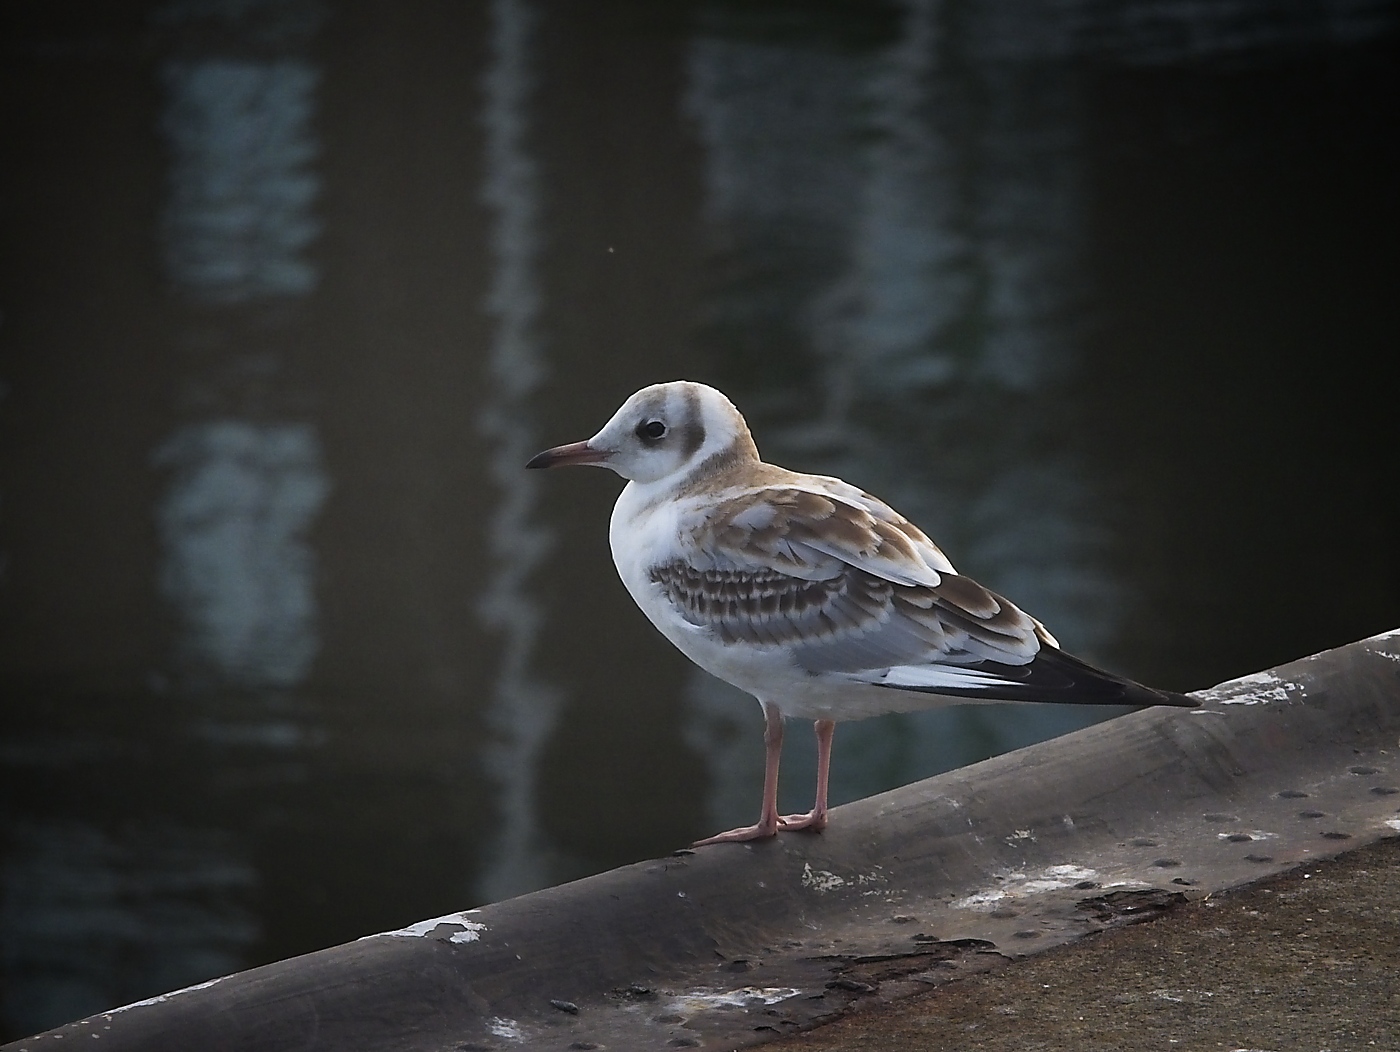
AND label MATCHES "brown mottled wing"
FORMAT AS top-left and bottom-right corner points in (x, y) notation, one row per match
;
(653, 486), (1045, 670)
(652, 485), (1197, 707)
